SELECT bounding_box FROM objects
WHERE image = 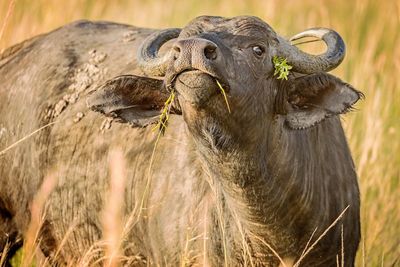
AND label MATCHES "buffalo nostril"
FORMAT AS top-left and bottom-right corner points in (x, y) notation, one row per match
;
(204, 44), (217, 60)
(173, 46), (181, 53)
